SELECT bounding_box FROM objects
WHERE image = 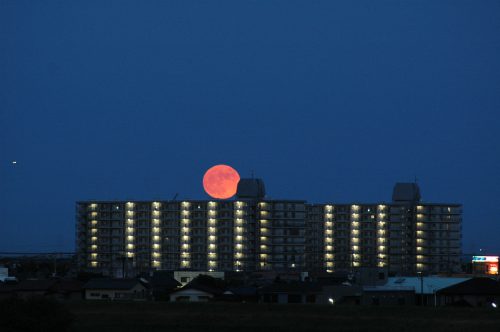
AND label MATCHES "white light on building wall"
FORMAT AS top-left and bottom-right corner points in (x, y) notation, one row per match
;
(180, 202), (191, 269)
(207, 202), (218, 271)
(234, 202), (245, 271)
